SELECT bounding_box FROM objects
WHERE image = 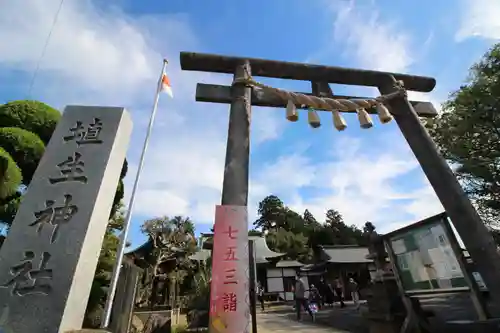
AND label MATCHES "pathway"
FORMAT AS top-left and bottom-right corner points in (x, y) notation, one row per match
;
(256, 293), (500, 332)
(257, 308), (355, 333)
